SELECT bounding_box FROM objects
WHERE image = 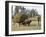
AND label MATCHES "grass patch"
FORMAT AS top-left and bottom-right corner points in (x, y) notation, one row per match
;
(12, 21), (41, 31)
